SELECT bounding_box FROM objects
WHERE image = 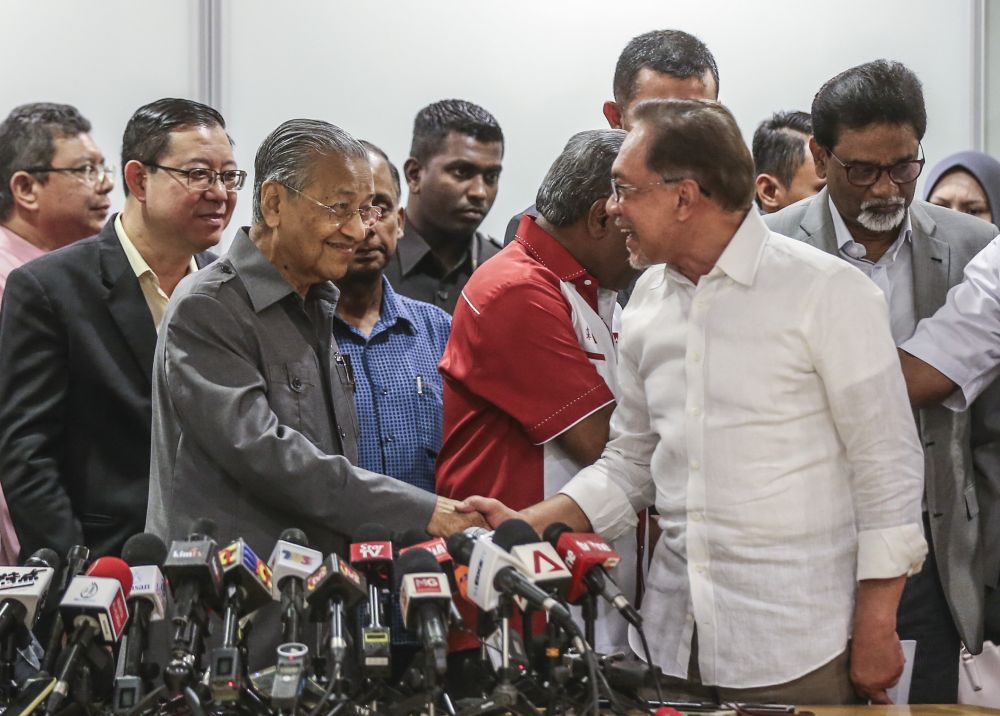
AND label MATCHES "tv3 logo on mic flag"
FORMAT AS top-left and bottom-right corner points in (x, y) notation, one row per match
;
(281, 548), (316, 567)
(219, 541), (273, 590)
